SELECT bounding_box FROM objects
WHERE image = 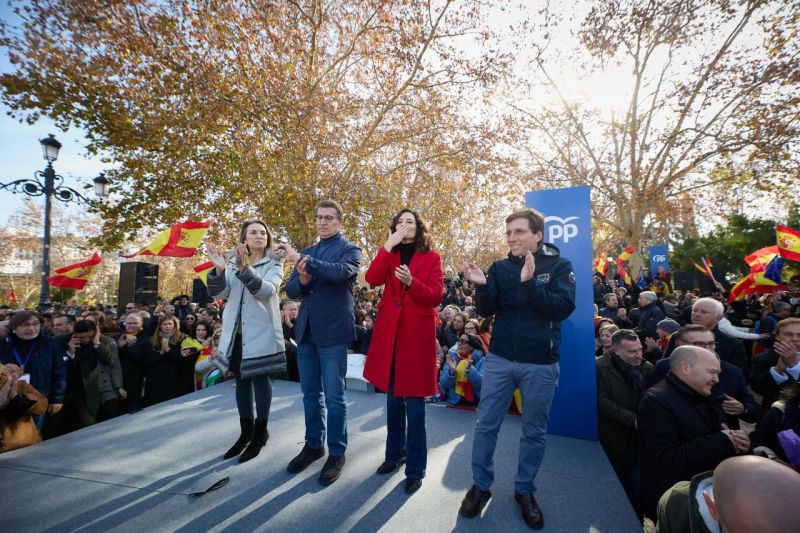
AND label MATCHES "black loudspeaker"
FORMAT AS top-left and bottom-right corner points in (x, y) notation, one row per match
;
(118, 262), (159, 307)
(673, 272), (695, 291)
(698, 267), (729, 293)
(192, 278), (213, 305)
